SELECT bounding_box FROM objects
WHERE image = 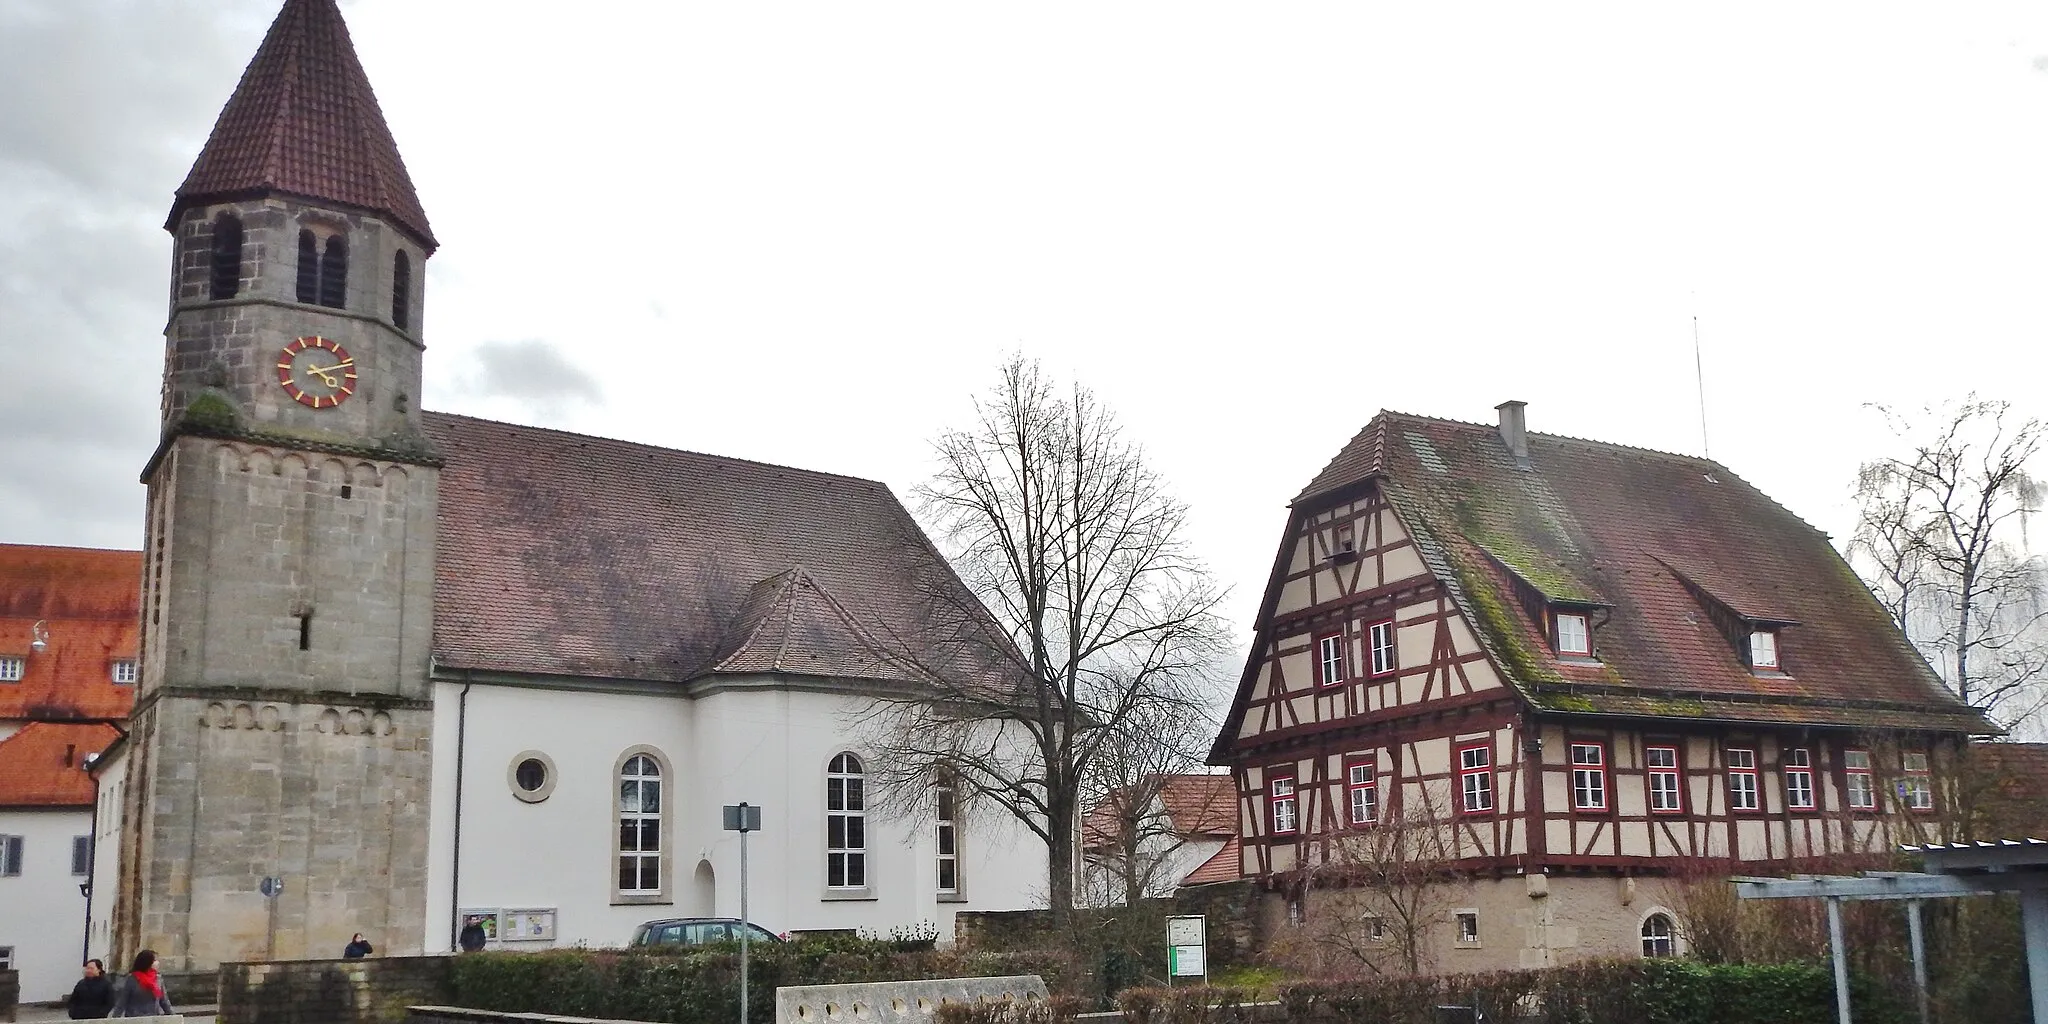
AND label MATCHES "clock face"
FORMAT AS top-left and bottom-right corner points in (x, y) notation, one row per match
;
(276, 336), (357, 409)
